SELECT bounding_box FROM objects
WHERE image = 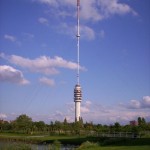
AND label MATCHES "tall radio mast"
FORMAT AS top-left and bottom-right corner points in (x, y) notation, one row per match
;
(77, 0), (80, 85)
(74, 0), (82, 122)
